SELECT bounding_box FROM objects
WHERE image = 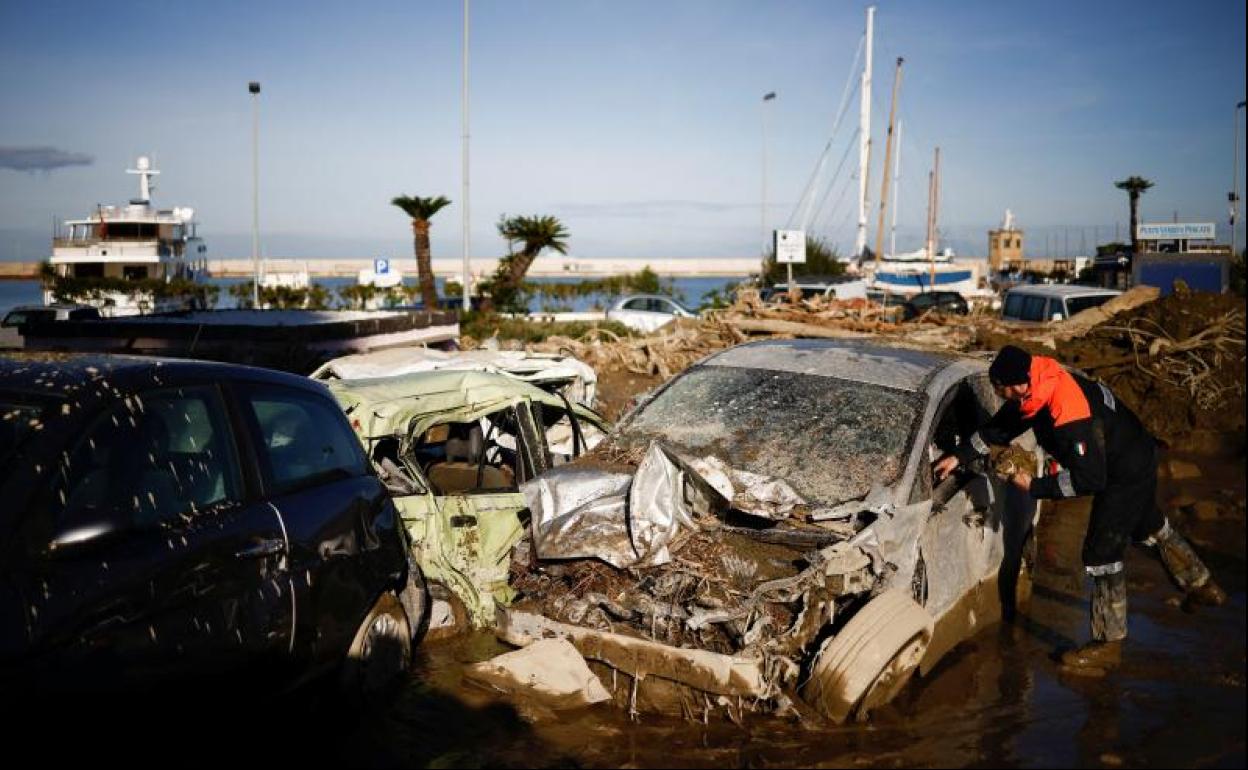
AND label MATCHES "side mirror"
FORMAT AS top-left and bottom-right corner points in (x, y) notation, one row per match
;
(1051, 312), (1063, 321)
